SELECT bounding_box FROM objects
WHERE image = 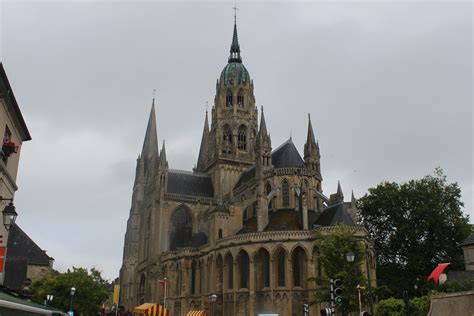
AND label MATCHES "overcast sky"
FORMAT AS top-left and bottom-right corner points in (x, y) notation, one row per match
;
(0, 1), (472, 281)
